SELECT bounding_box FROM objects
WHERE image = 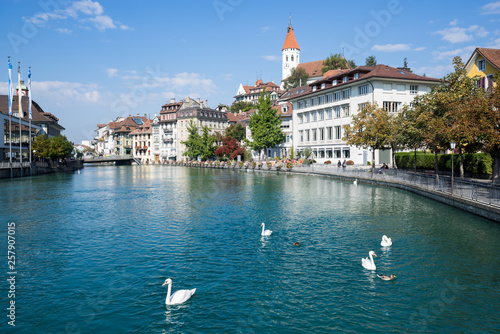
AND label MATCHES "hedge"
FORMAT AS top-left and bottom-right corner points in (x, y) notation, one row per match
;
(395, 152), (493, 175)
